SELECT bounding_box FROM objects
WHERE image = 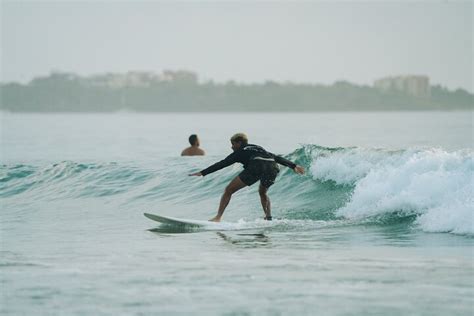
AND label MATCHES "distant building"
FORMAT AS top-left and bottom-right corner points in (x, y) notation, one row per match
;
(161, 70), (198, 83)
(87, 70), (198, 88)
(89, 71), (161, 88)
(374, 75), (431, 98)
